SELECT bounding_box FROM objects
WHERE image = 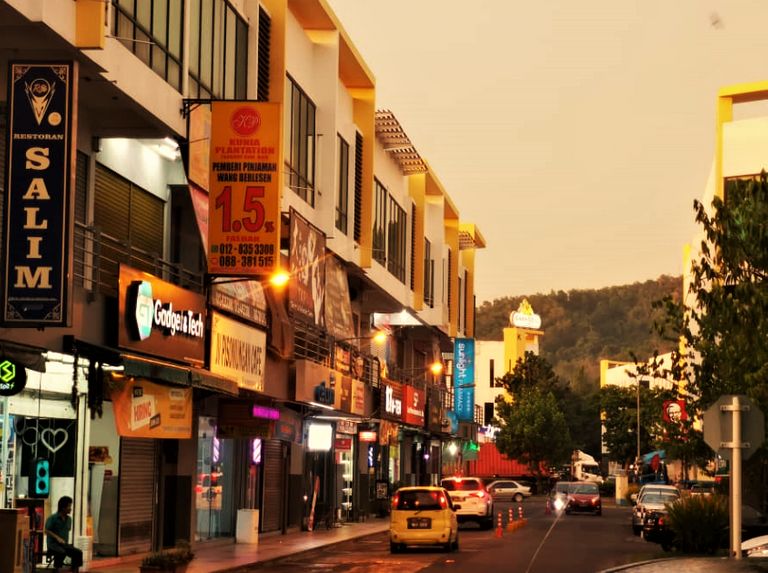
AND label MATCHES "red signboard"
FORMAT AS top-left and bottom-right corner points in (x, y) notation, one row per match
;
(403, 386), (426, 427)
